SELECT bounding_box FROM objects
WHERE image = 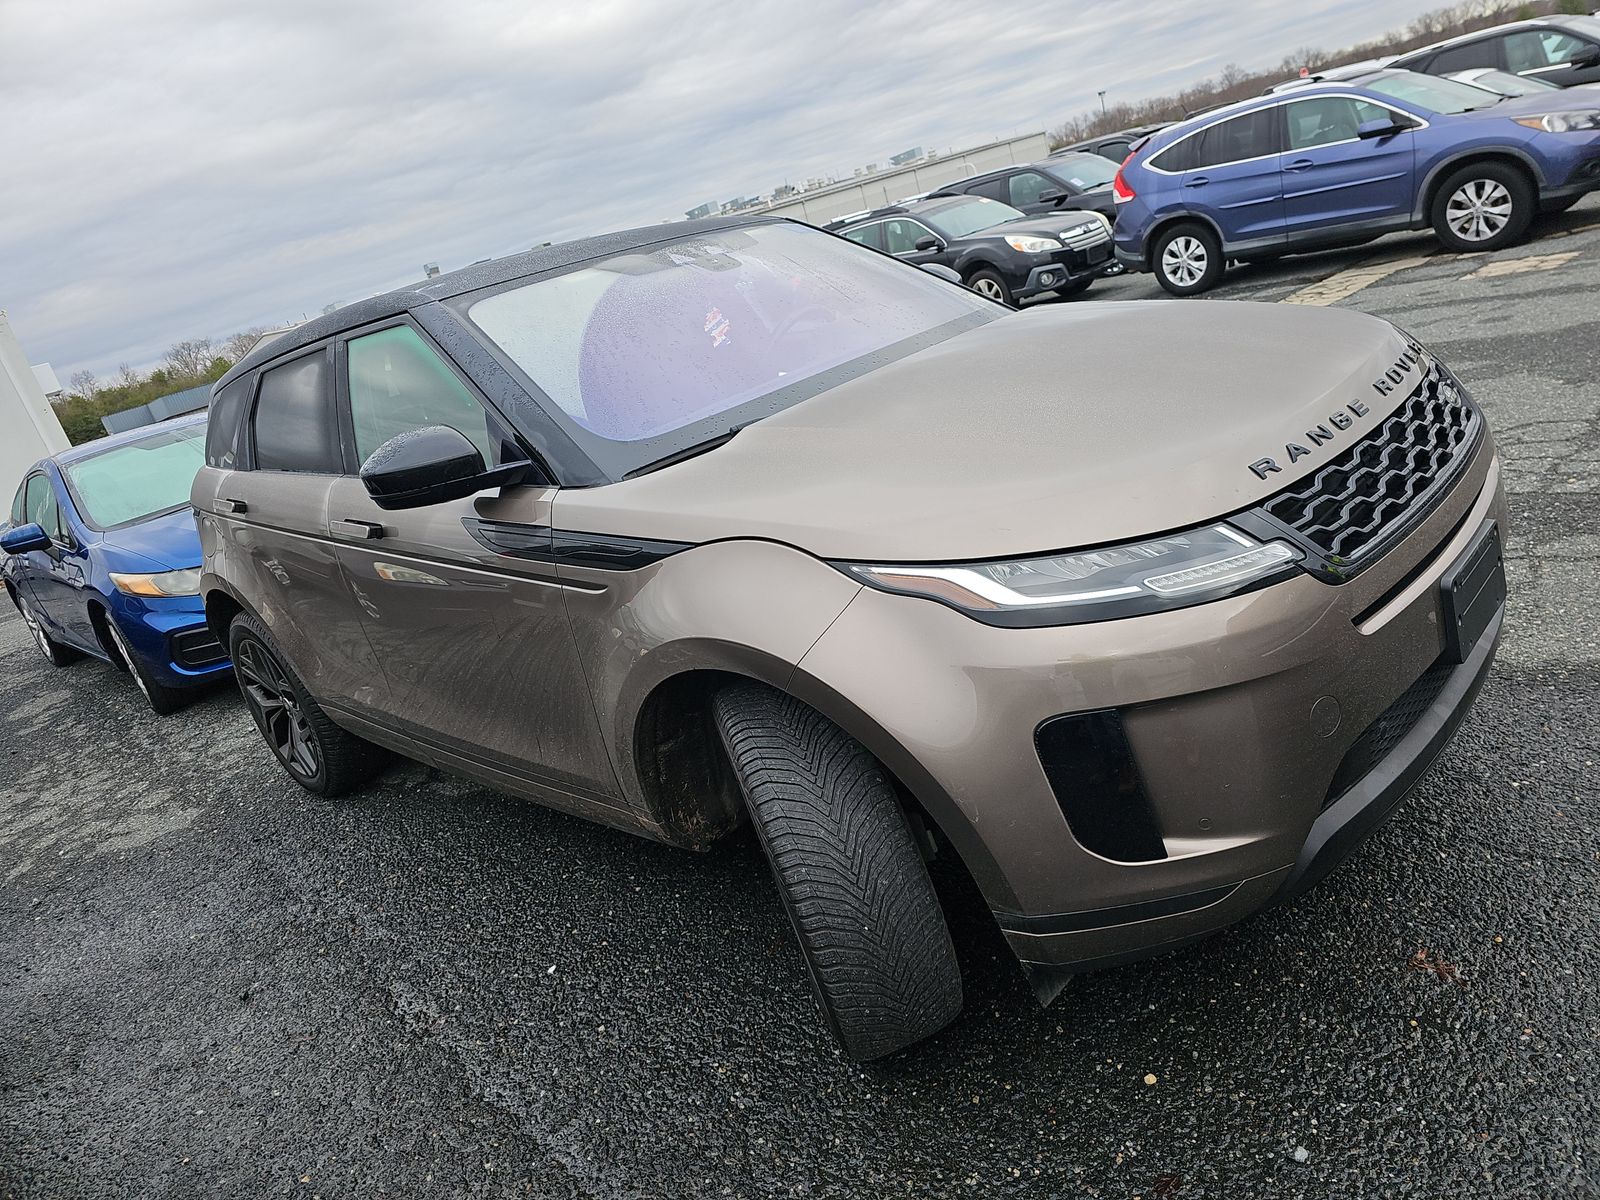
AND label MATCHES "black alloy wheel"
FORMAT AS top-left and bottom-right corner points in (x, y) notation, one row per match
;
(235, 633), (322, 783)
